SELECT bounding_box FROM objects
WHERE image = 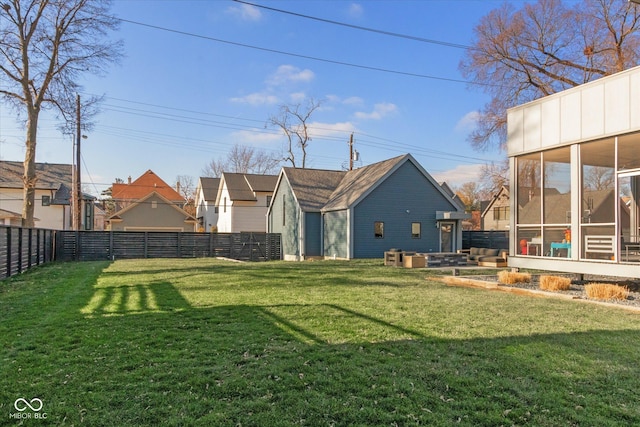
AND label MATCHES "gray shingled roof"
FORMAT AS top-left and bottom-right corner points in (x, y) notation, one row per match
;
(323, 155), (407, 211)
(222, 173), (257, 201)
(0, 161), (72, 189)
(280, 154), (414, 212)
(221, 172), (278, 201)
(244, 174), (278, 193)
(283, 168), (347, 211)
(199, 177), (220, 201)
